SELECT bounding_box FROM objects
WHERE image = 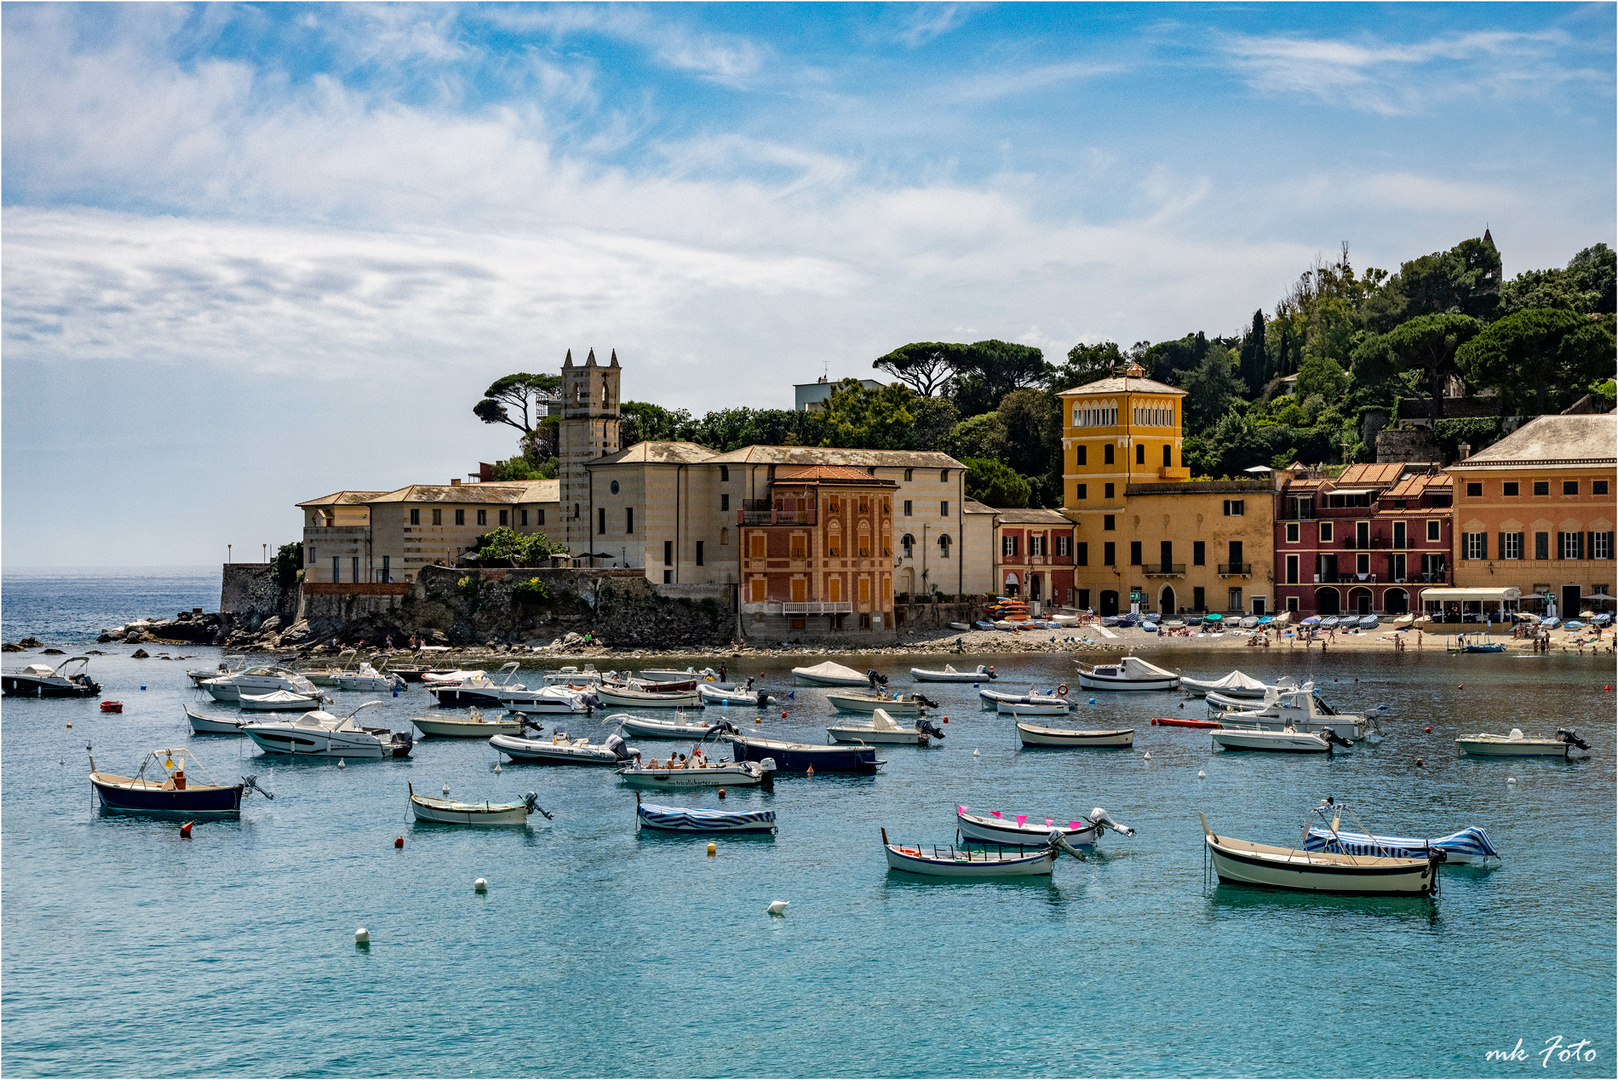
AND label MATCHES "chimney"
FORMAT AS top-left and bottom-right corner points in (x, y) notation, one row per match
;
(450, 478), (461, 486)
(1457, 443), (1471, 461)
